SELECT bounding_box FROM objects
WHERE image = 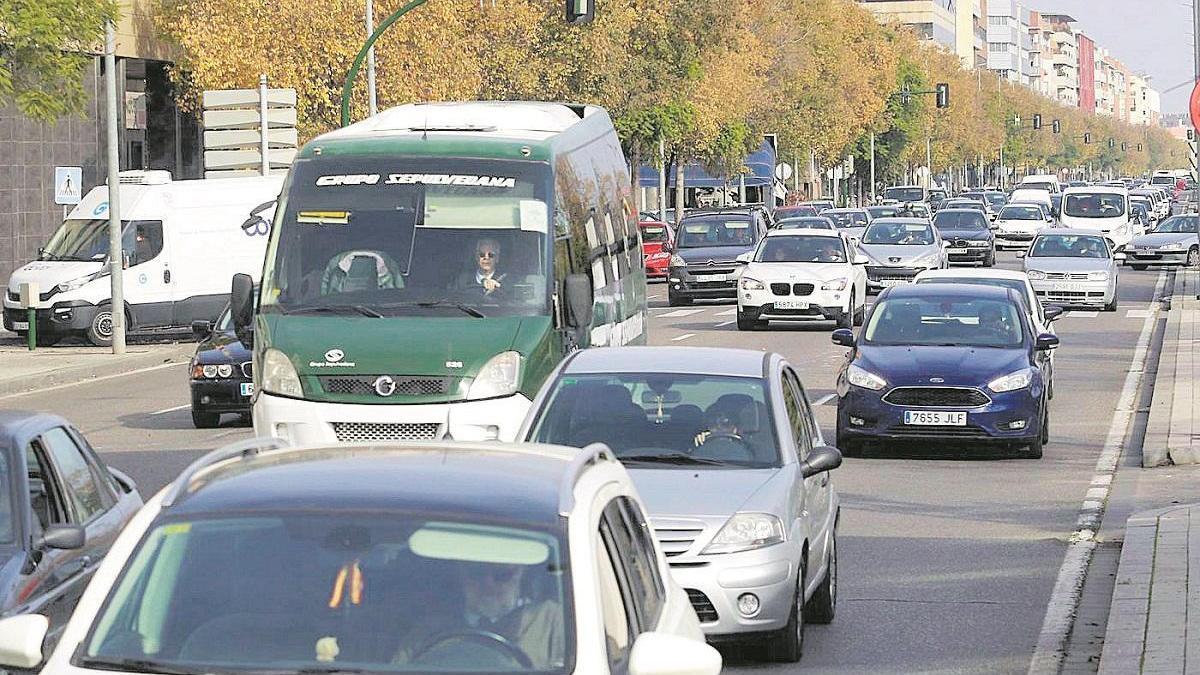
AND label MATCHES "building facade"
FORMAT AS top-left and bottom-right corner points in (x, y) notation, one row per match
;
(858, 0), (959, 50)
(986, 0), (1035, 85)
(1129, 75), (1161, 127)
